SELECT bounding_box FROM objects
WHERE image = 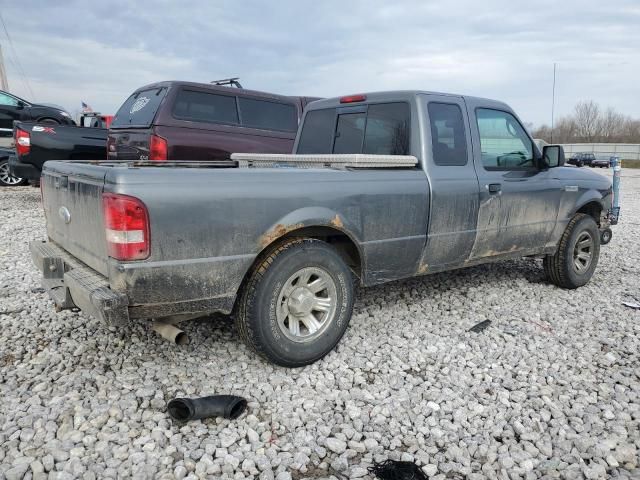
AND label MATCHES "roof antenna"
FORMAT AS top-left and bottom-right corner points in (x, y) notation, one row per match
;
(210, 77), (243, 88)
